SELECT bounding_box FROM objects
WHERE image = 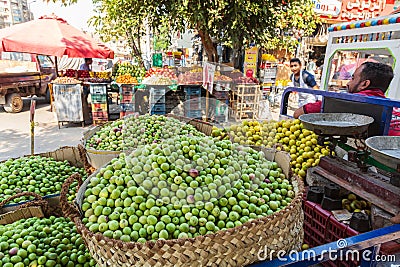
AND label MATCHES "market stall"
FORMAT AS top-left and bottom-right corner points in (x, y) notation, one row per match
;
(61, 69), (113, 125)
(322, 13), (400, 99)
(93, 56), (273, 125)
(299, 111), (400, 264)
(1, 91), (399, 267)
(0, 14), (115, 126)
